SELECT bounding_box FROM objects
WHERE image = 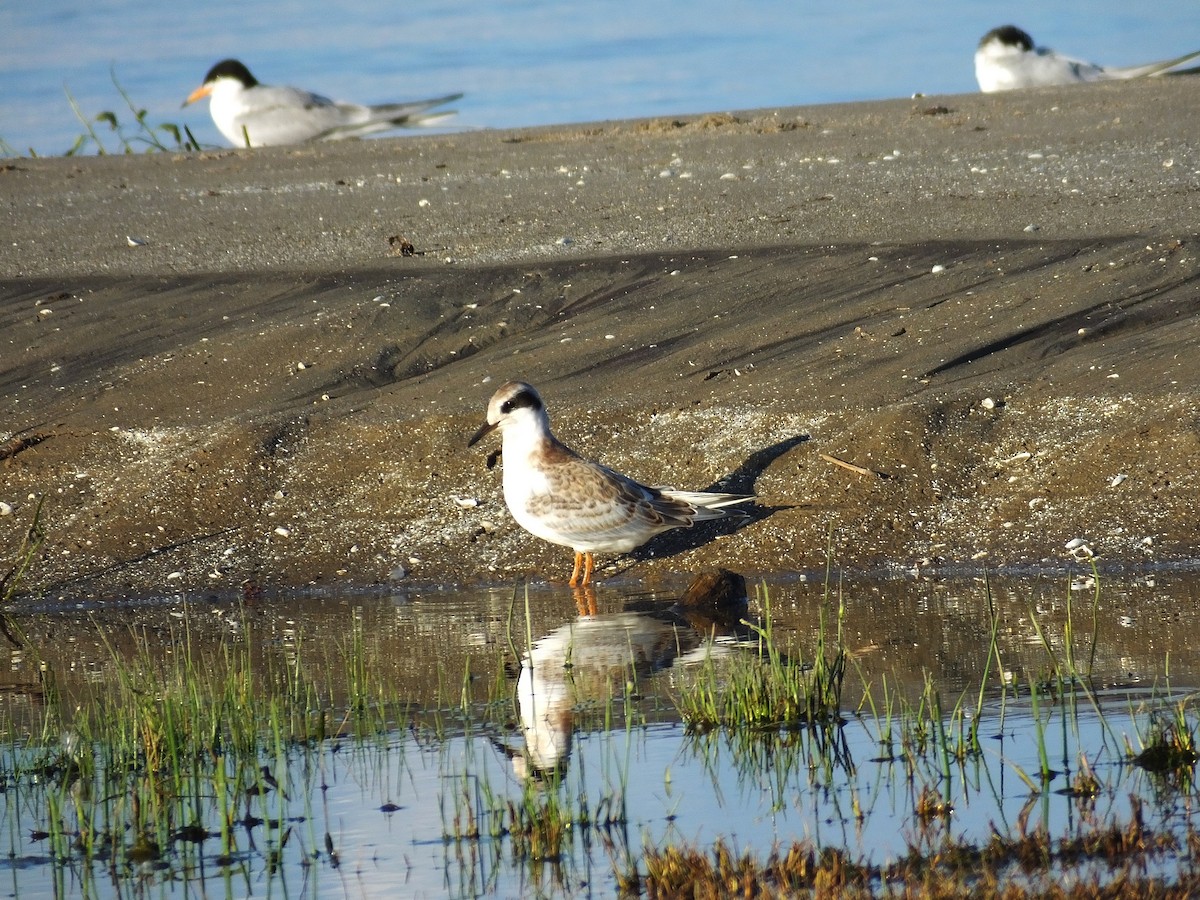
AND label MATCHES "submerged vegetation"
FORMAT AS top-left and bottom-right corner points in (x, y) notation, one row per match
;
(0, 561), (1196, 895)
